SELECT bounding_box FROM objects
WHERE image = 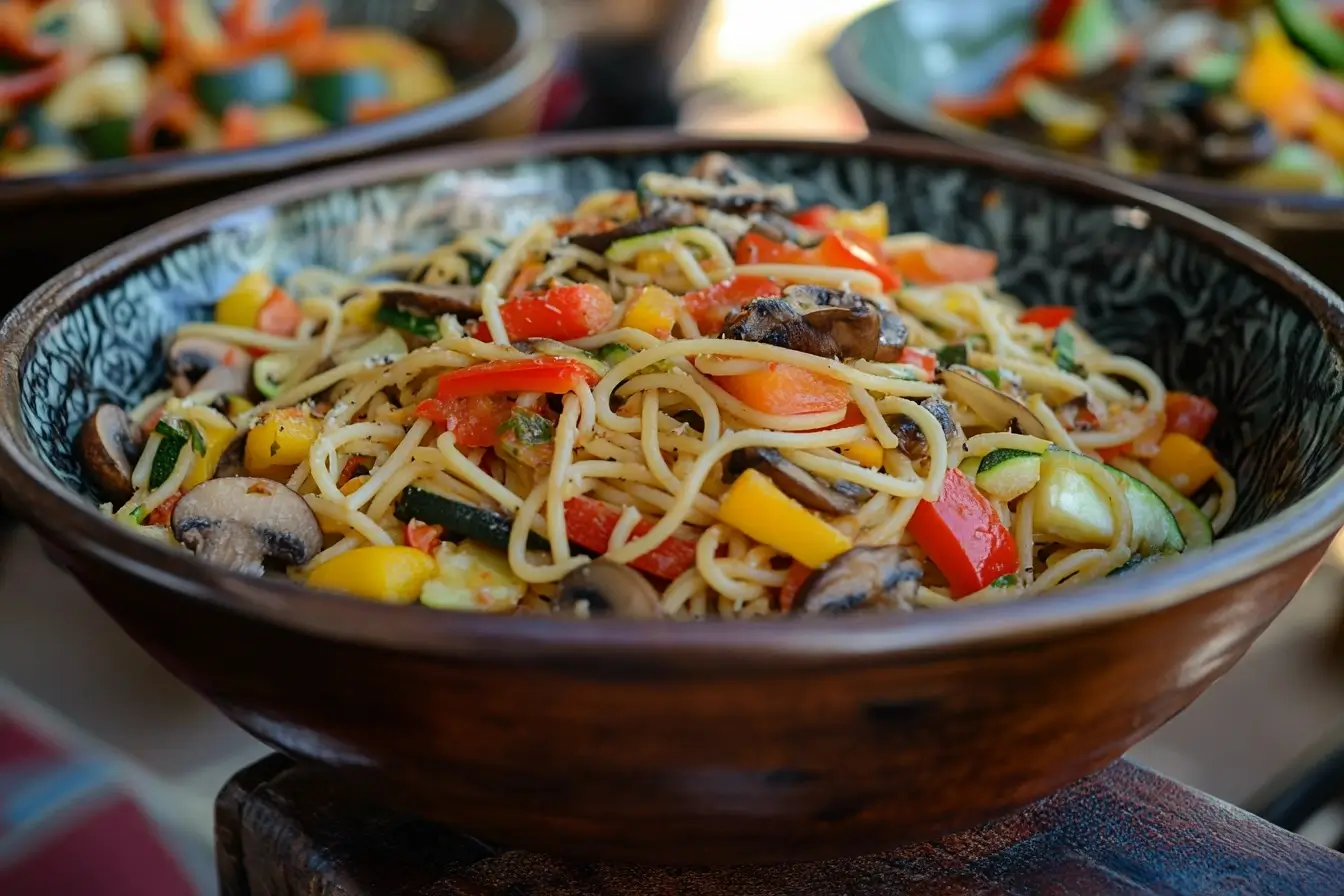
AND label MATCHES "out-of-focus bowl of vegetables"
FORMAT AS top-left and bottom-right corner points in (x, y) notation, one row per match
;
(0, 0), (553, 300)
(830, 0), (1344, 290)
